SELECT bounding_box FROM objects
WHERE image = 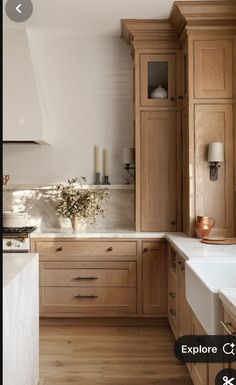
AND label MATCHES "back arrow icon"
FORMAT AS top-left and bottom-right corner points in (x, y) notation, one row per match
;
(16, 3), (22, 14)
